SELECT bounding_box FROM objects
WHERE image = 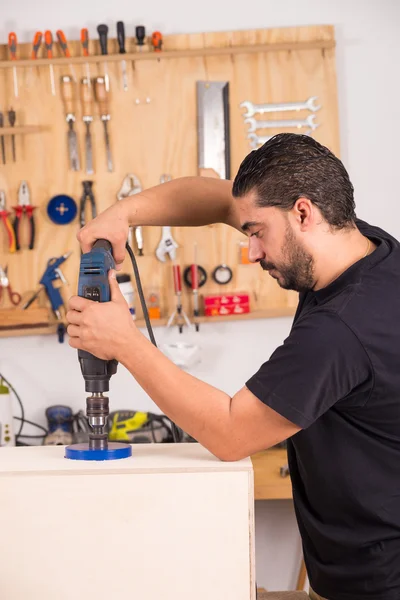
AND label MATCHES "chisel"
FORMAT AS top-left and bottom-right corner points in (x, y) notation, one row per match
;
(117, 21), (128, 92)
(8, 33), (19, 98)
(80, 77), (94, 175)
(97, 24), (110, 92)
(60, 75), (80, 171)
(94, 76), (113, 172)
